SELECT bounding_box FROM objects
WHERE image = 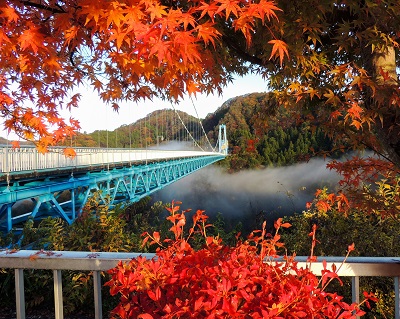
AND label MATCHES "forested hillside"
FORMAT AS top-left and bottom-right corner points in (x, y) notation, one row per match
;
(204, 93), (336, 170)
